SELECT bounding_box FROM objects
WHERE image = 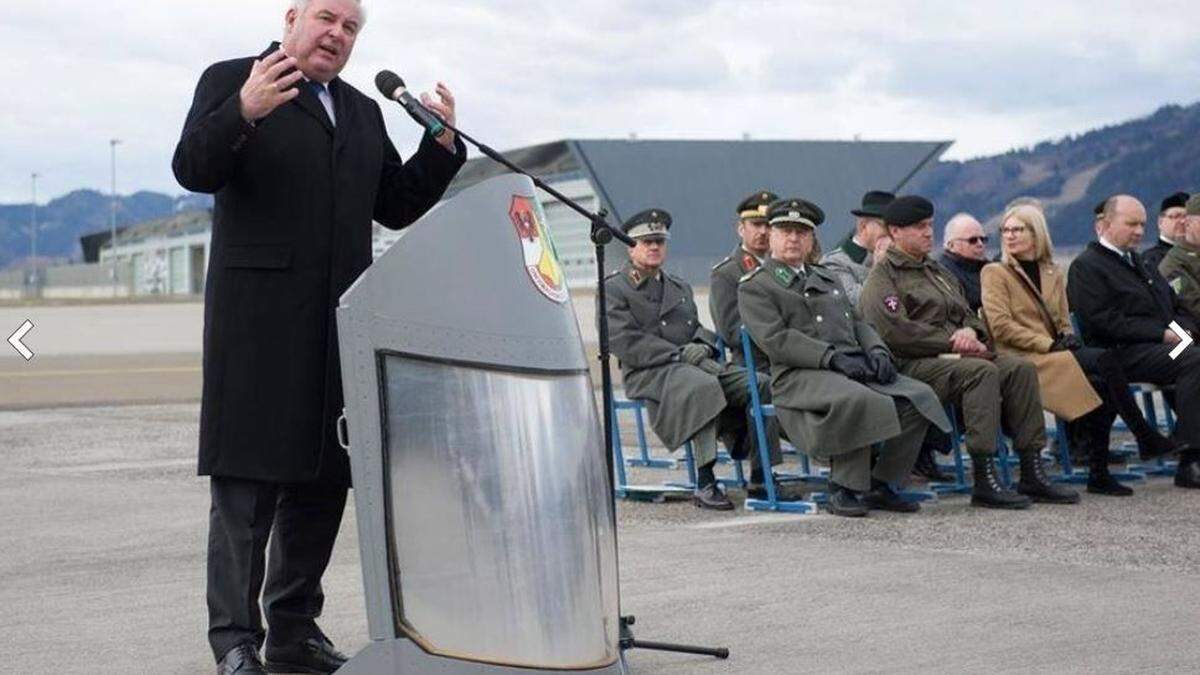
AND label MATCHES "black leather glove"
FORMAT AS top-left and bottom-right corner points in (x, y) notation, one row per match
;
(679, 342), (712, 365)
(828, 352), (874, 382)
(868, 348), (898, 384)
